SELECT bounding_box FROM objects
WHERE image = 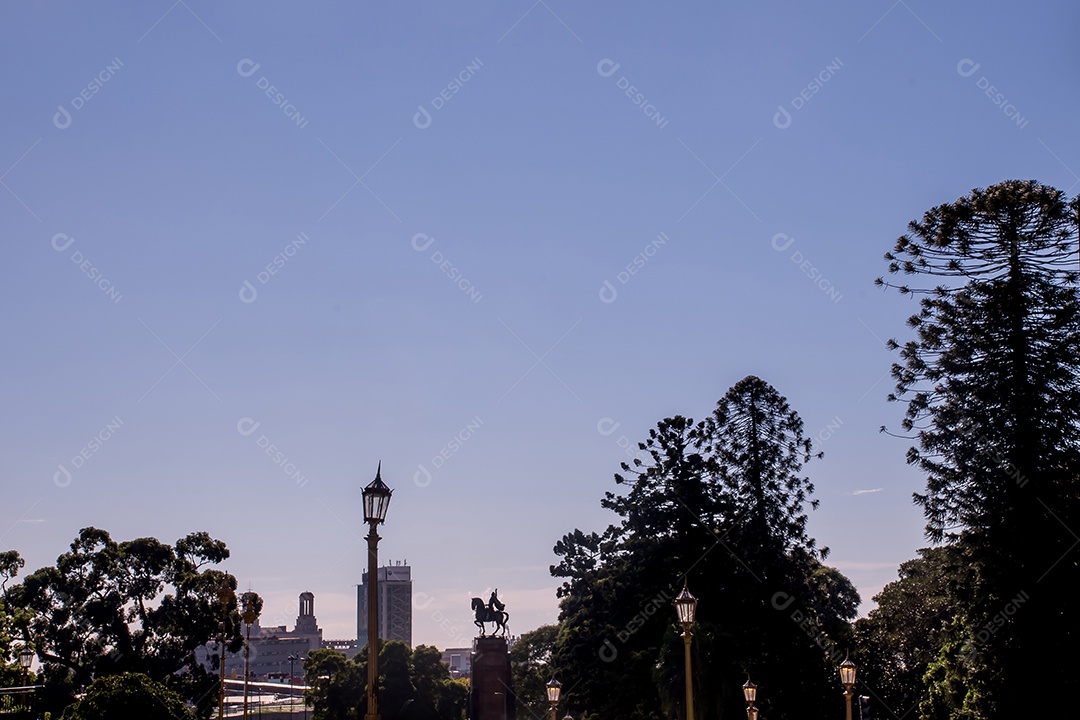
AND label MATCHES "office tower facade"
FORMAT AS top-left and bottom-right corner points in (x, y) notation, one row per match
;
(357, 561), (413, 648)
